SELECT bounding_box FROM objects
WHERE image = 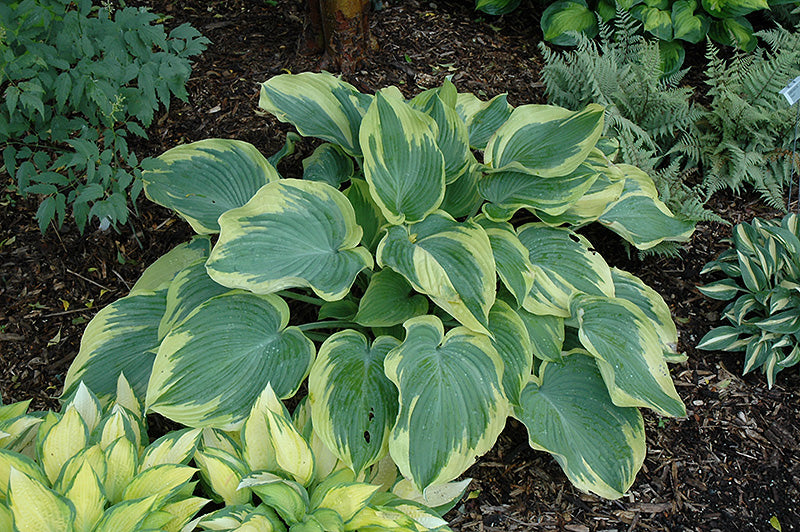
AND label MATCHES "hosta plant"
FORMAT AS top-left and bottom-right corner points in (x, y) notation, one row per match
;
(698, 213), (800, 387)
(0, 376), (210, 532)
(64, 72), (688, 501)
